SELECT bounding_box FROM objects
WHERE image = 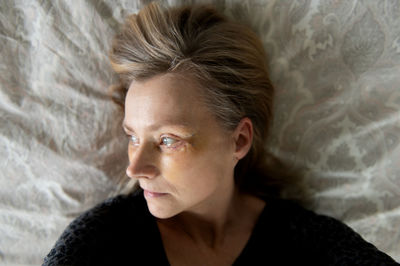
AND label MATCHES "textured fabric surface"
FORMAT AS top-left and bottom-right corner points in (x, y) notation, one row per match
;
(1, 0), (399, 265)
(43, 189), (399, 265)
